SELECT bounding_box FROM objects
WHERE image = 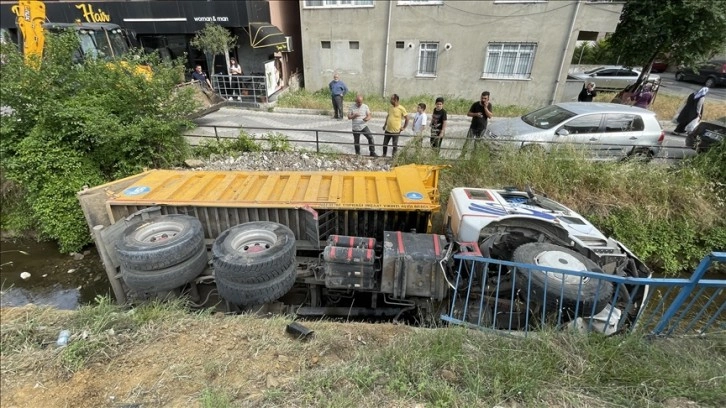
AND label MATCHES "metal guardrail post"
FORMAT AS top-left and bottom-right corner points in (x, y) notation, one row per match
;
(214, 126), (219, 142)
(315, 130), (320, 153)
